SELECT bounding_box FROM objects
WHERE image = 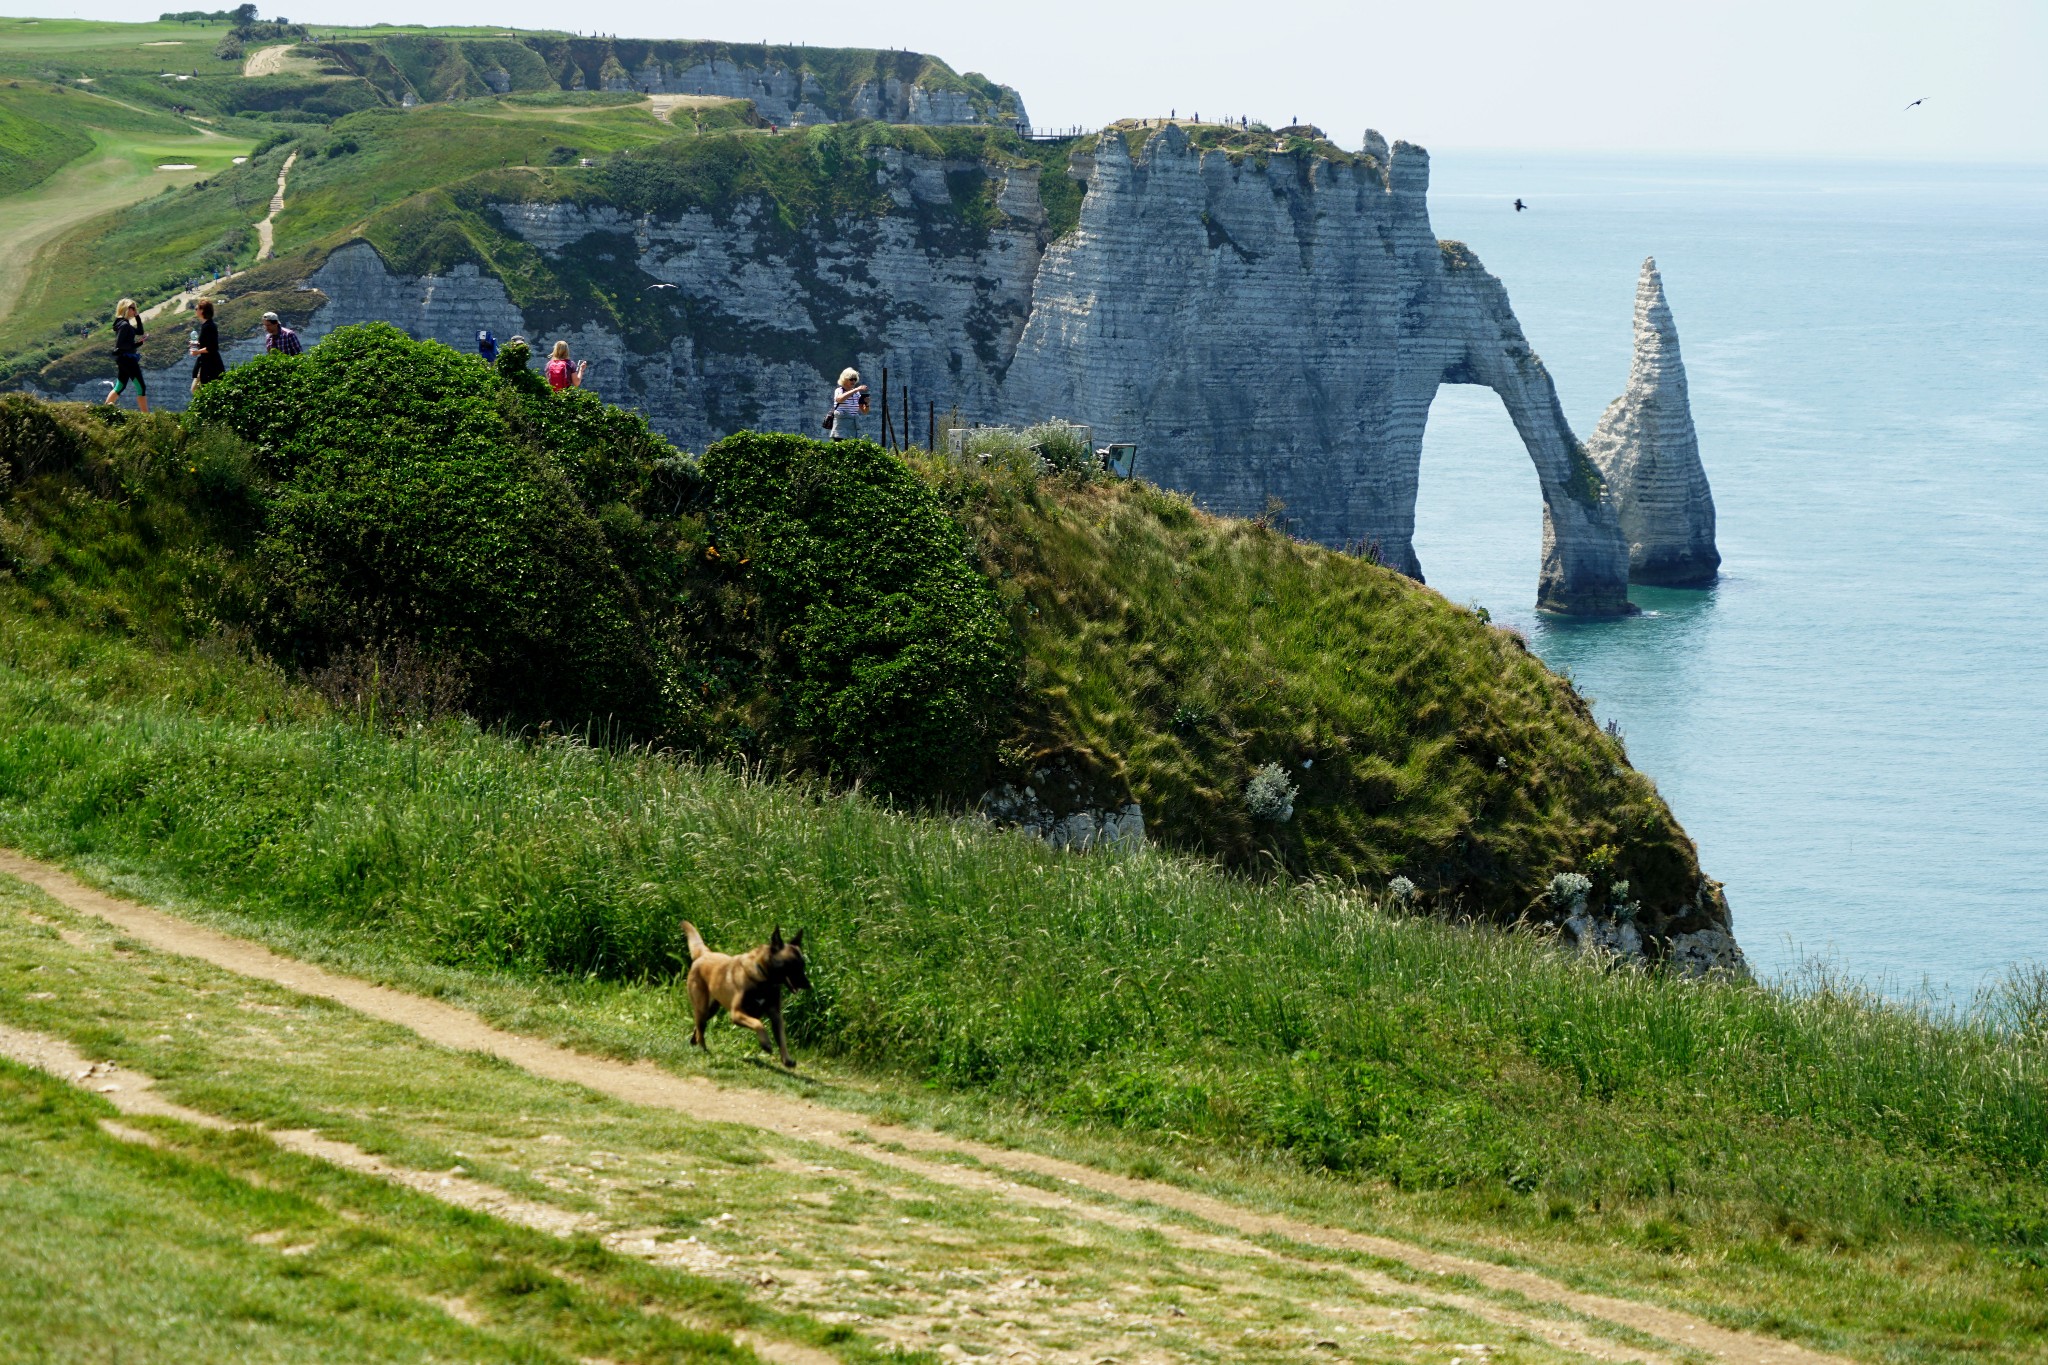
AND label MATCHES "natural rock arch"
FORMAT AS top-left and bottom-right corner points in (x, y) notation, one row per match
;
(1006, 131), (1638, 615)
